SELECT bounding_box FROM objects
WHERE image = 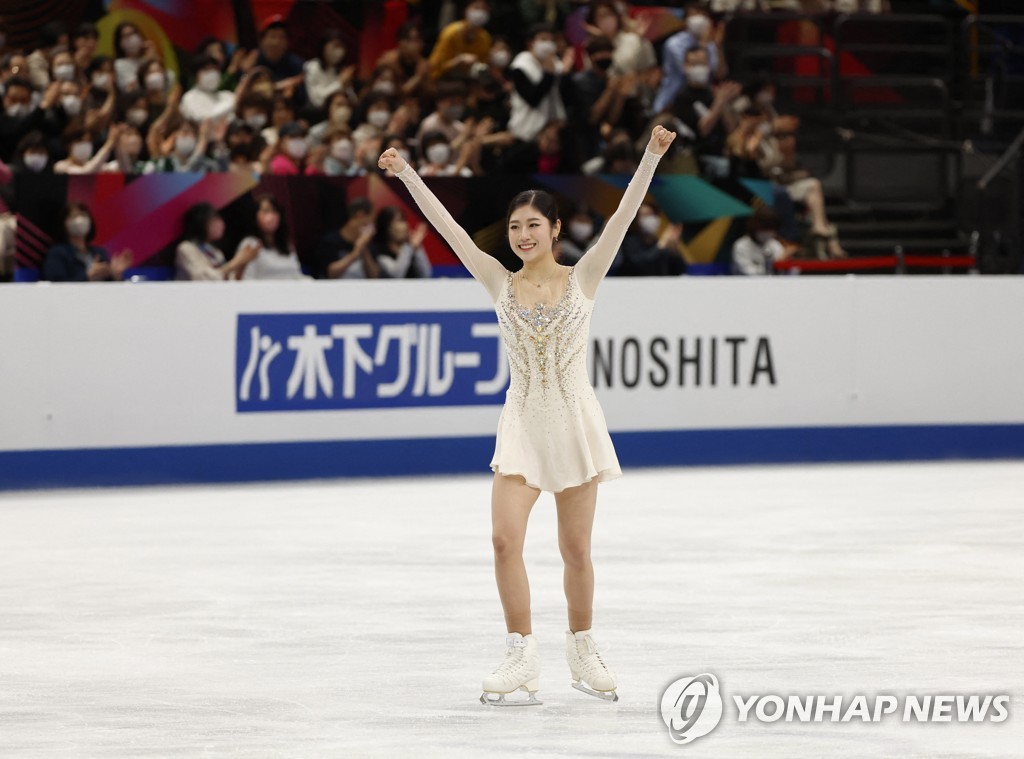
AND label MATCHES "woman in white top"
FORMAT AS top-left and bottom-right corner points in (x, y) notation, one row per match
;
(586, 0), (658, 77)
(53, 125), (120, 174)
(237, 194), (311, 280)
(113, 21), (156, 92)
(176, 202), (258, 280)
(372, 206), (432, 278)
(731, 206), (797, 275)
(303, 30), (356, 110)
(507, 23), (572, 142)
